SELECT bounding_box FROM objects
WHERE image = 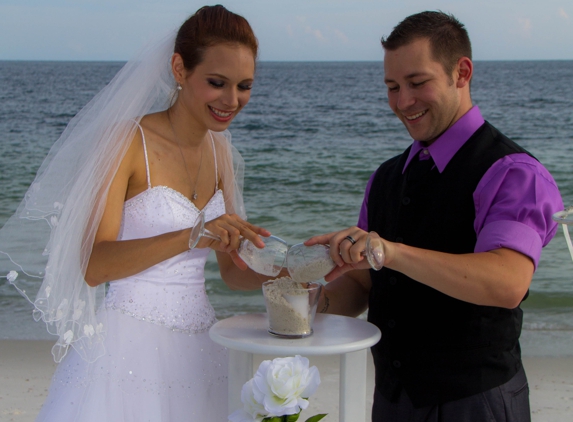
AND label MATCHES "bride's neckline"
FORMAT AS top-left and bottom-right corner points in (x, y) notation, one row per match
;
(125, 186), (222, 213)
